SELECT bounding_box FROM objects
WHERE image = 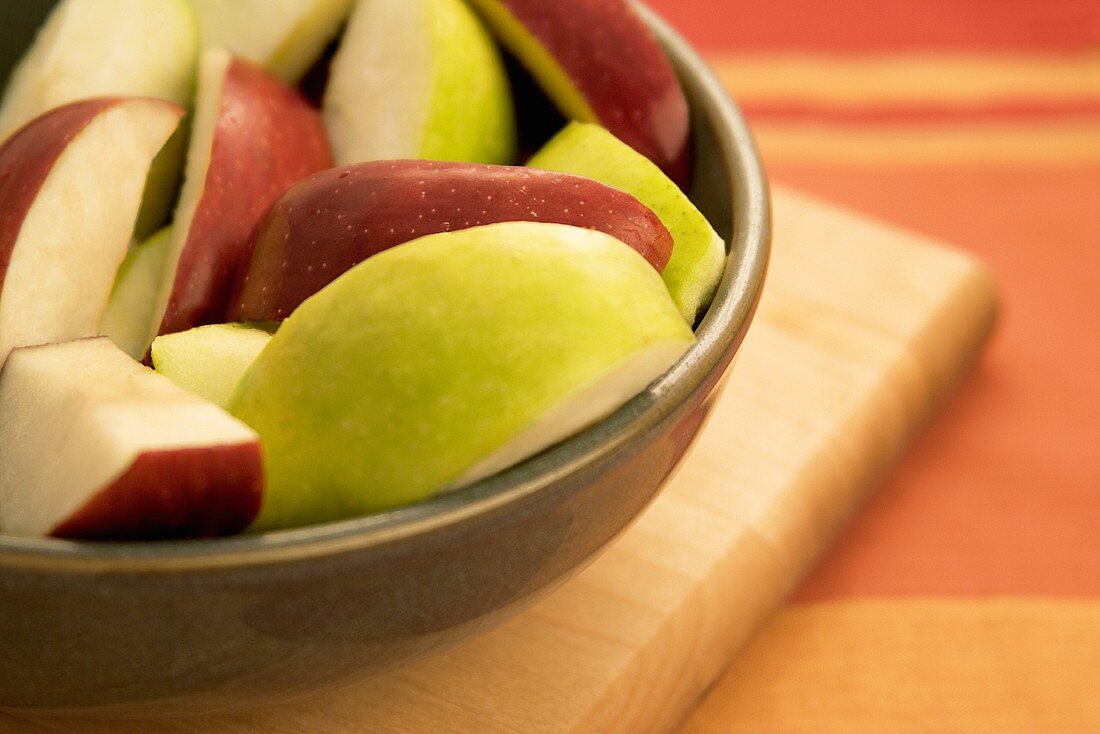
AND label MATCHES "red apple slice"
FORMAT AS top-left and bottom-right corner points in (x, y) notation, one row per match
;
(466, 0), (692, 186)
(154, 49), (332, 338)
(0, 97), (184, 367)
(0, 338), (263, 540)
(227, 159), (674, 322)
